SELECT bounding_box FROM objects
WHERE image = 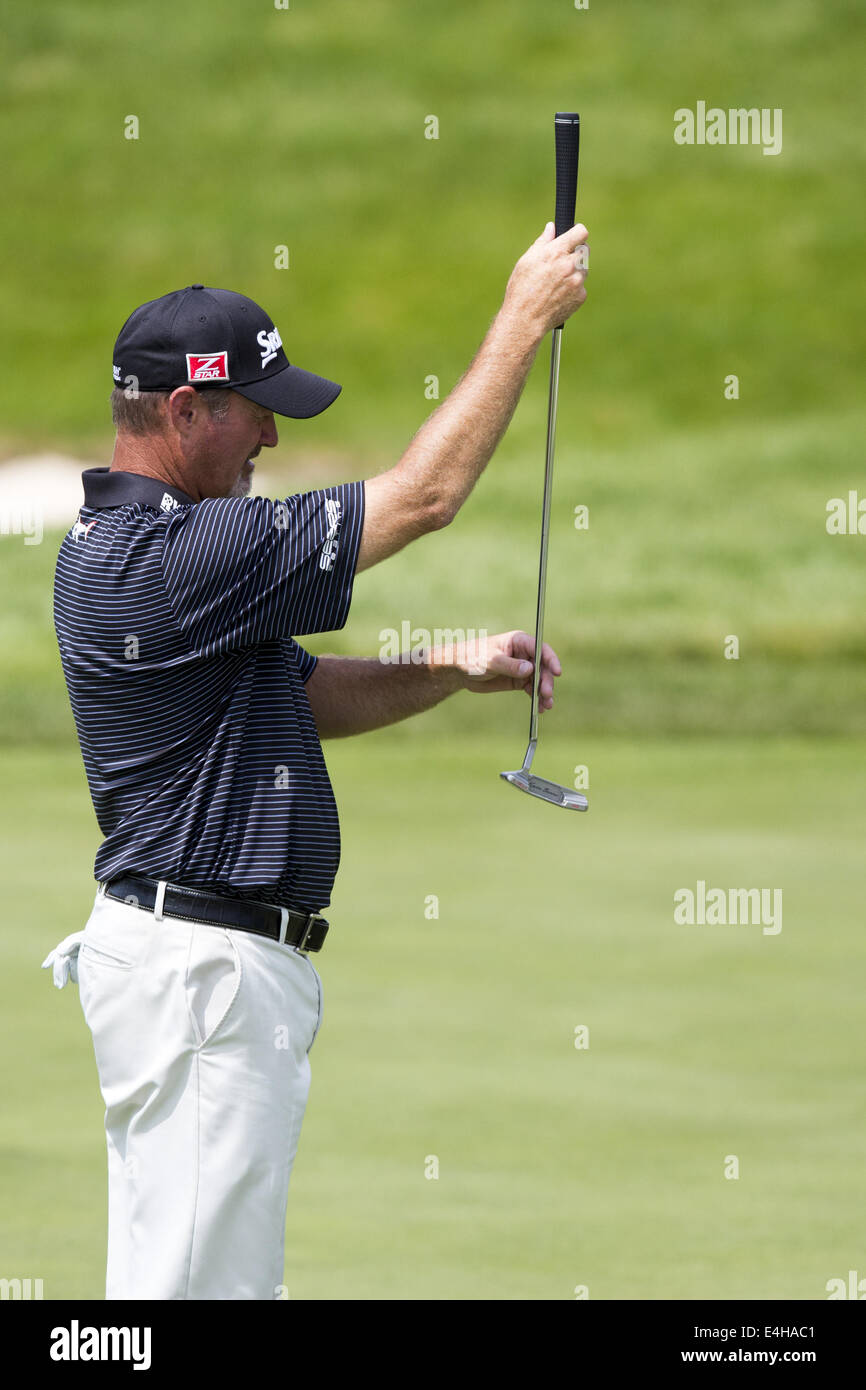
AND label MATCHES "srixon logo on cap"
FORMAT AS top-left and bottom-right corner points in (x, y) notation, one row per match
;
(258, 328), (282, 368)
(186, 351), (230, 383)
